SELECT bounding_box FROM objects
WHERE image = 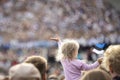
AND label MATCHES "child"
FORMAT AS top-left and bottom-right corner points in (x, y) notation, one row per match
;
(51, 37), (103, 80)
